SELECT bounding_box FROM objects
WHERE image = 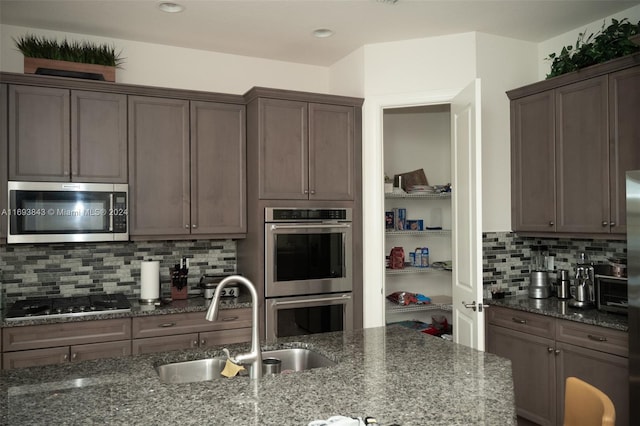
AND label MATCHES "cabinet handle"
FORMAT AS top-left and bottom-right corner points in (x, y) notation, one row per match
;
(554, 349), (560, 355)
(185, 224), (190, 229)
(192, 224), (197, 228)
(310, 190), (316, 195)
(159, 322), (177, 328)
(610, 221), (616, 227)
(587, 334), (607, 342)
(511, 317), (527, 324)
(63, 354), (69, 360)
(221, 316), (239, 322)
(547, 347), (554, 353)
(304, 189), (309, 194)
(602, 221), (609, 227)
(193, 340), (198, 347)
(71, 353), (77, 360)
(549, 221), (554, 226)
(200, 339), (206, 346)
